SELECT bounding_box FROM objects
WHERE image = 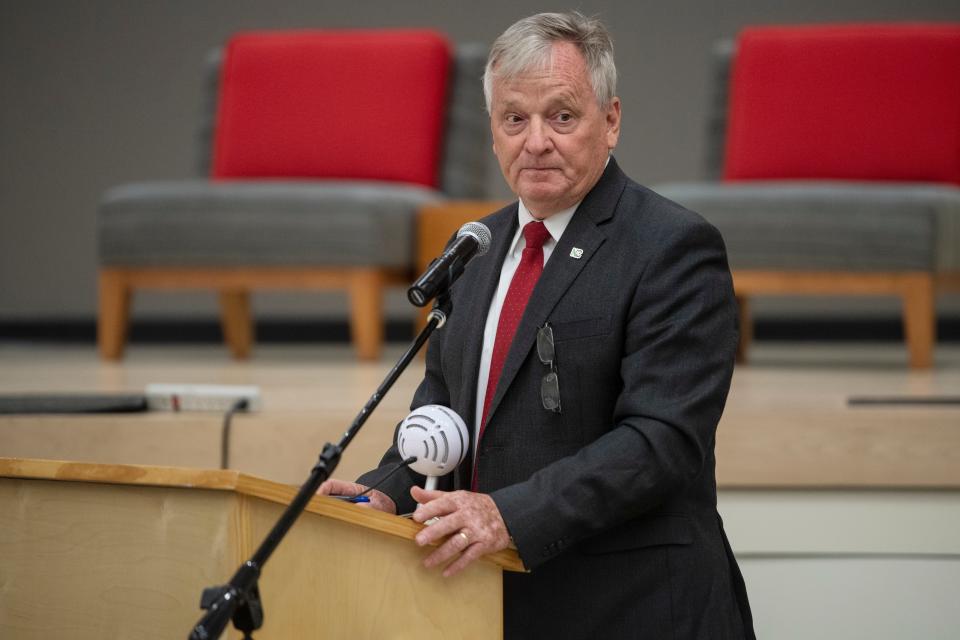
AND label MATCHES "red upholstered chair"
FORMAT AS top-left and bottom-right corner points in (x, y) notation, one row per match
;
(655, 24), (960, 368)
(97, 30), (490, 360)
